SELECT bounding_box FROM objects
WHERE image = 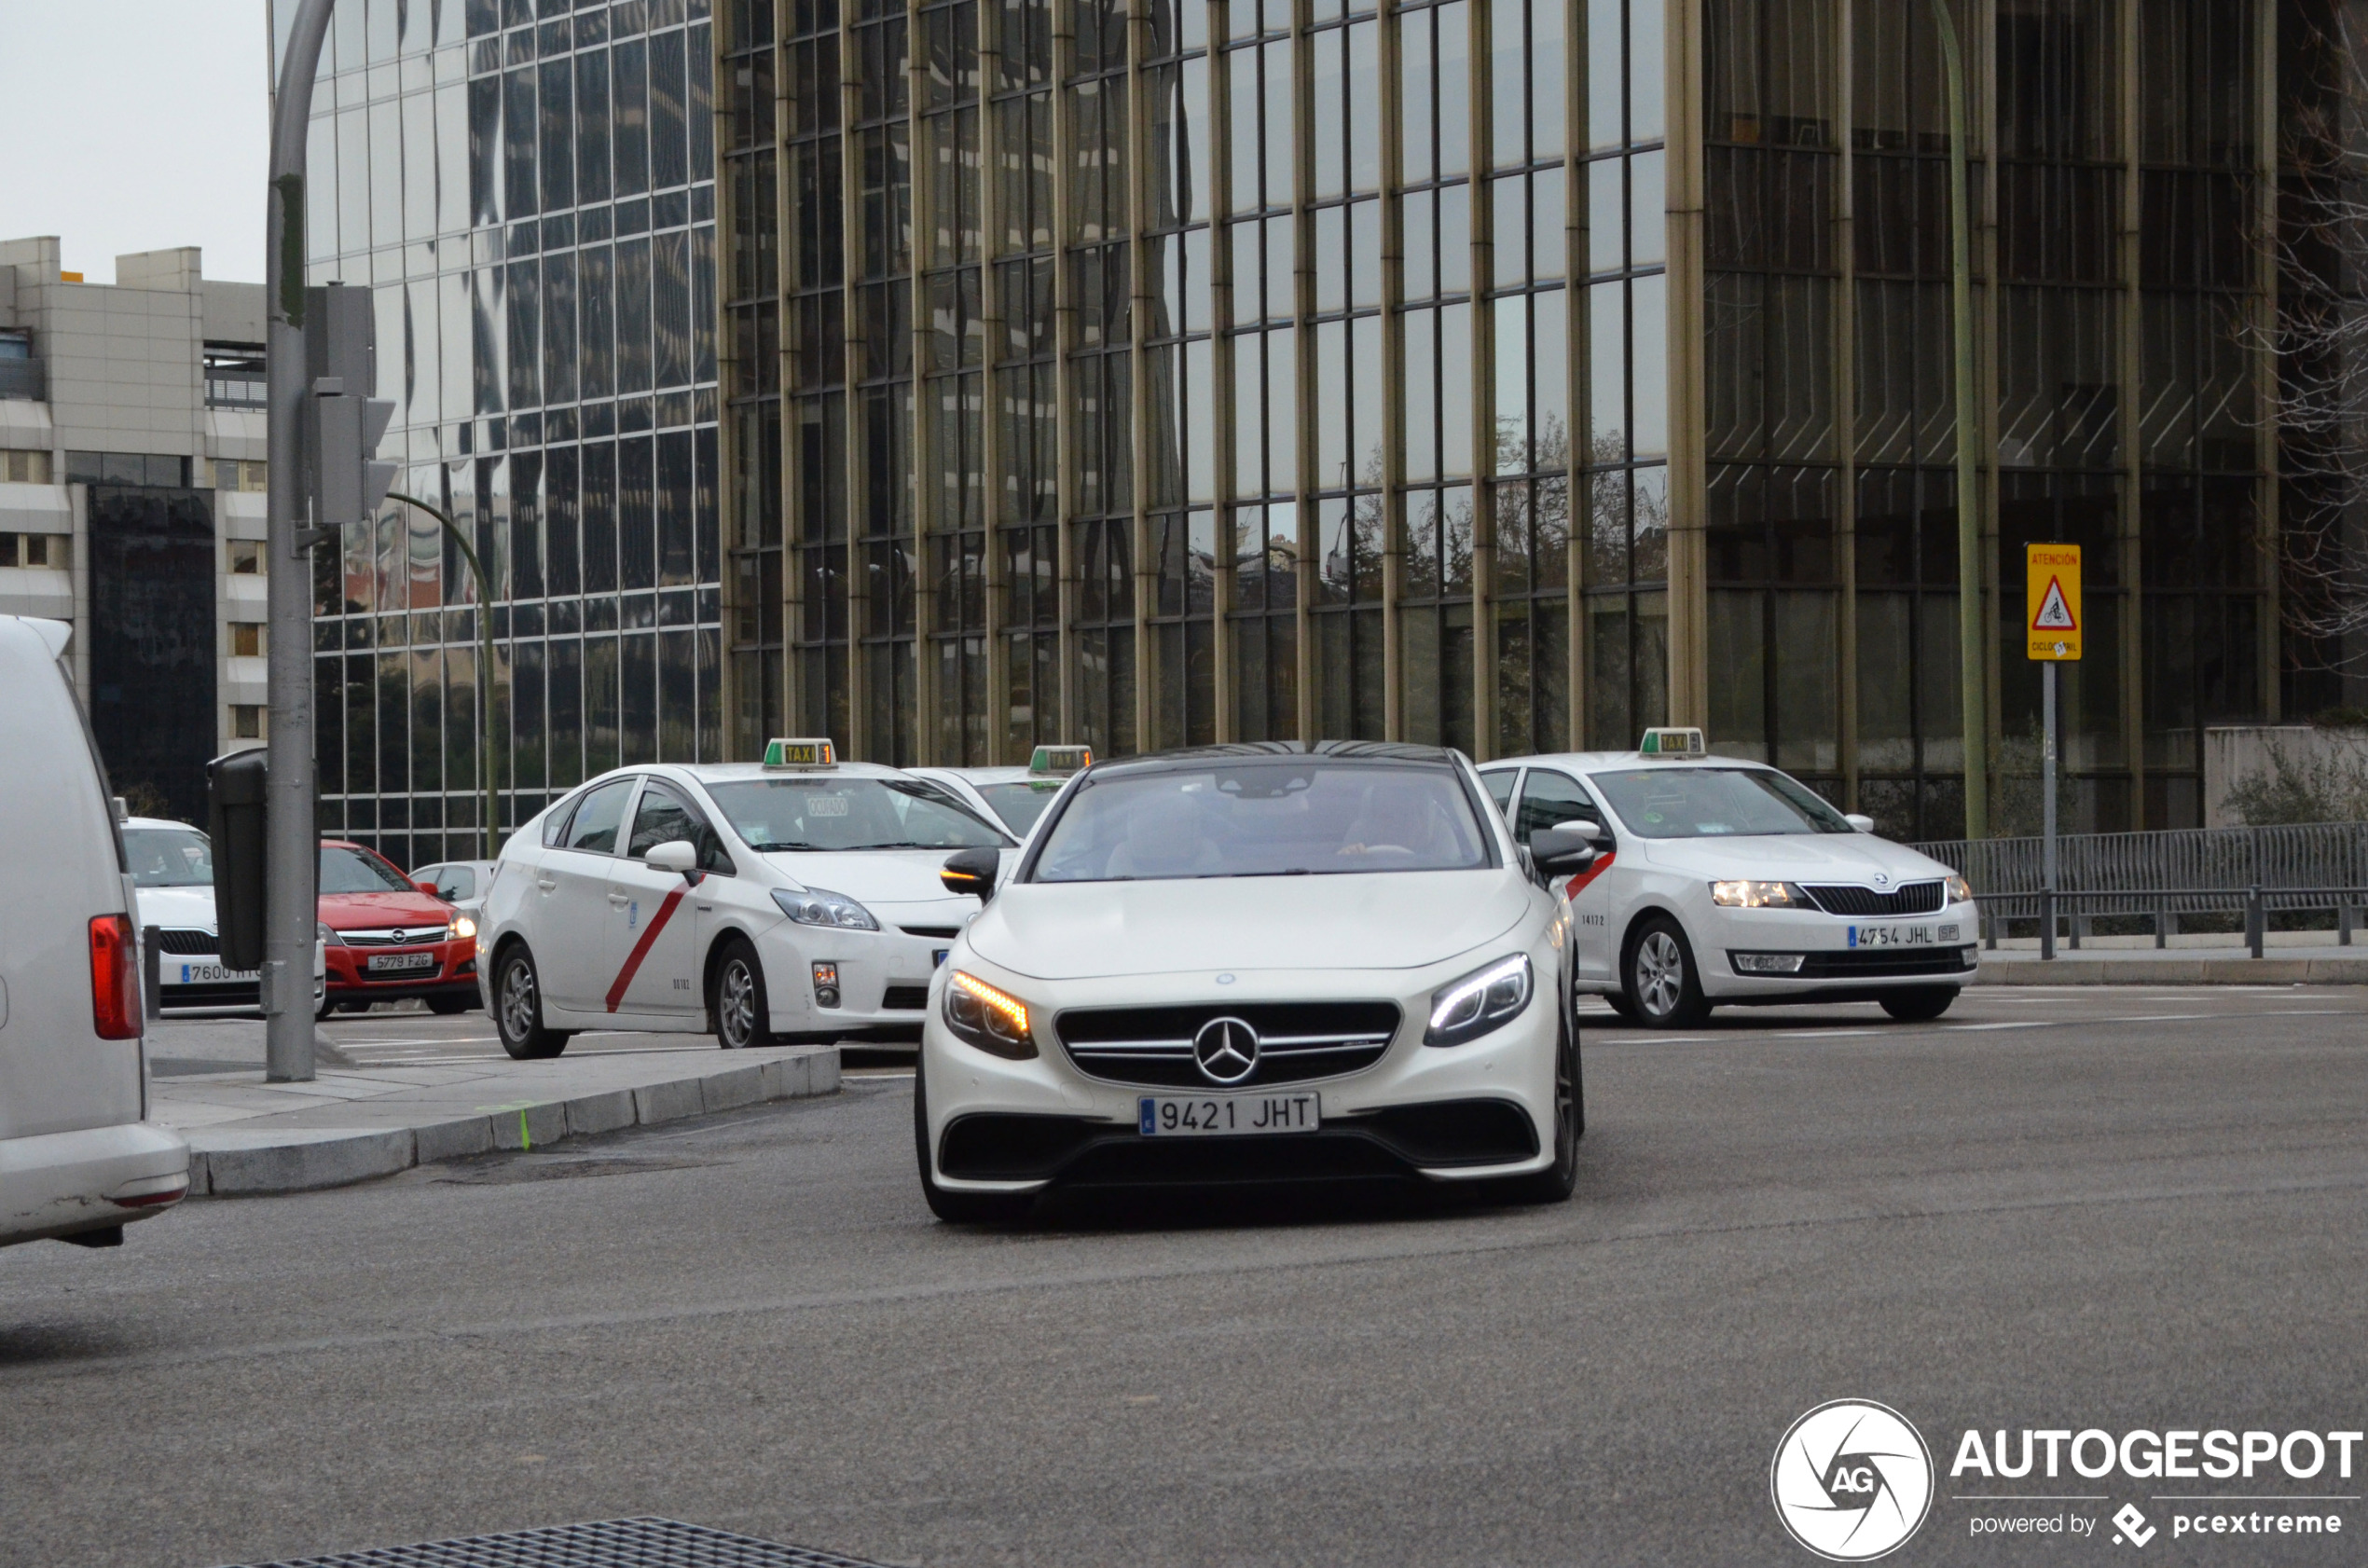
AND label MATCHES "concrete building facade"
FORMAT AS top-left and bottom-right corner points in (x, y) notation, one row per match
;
(0, 237), (274, 823)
